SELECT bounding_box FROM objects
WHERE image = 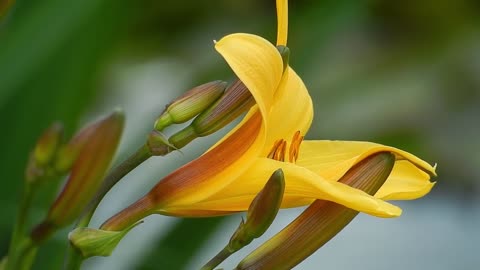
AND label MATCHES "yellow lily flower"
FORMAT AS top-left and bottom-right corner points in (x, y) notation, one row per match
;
(101, 0), (436, 231)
